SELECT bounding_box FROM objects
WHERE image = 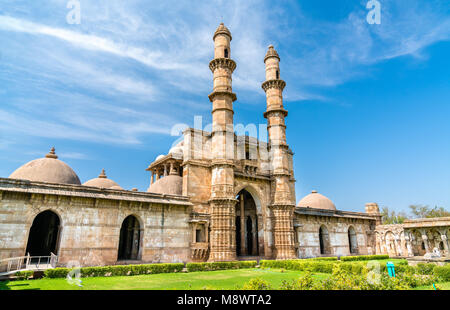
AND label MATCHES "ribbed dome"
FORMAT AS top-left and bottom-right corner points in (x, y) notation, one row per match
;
(213, 22), (232, 40)
(83, 169), (122, 189)
(297, 190), (336, 211)
(147, 175), (182, 195)
(264, 44), (280, 62)
(9, 147), (81, 185)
